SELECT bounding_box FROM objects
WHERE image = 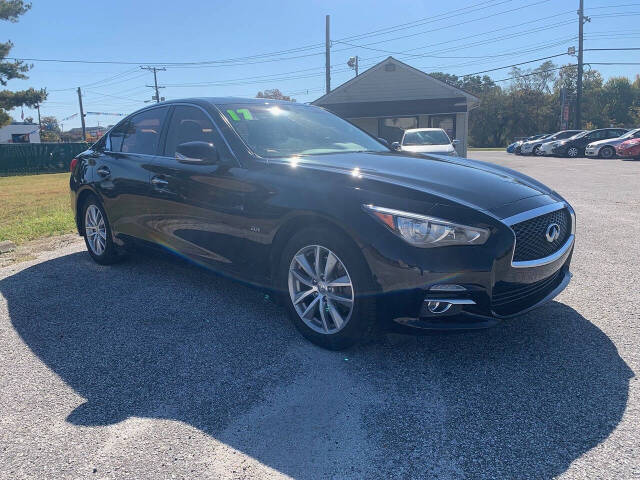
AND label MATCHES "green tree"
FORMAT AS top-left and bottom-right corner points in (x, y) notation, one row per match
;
(39, 115), (61, 142)
(0, 1), (46, 126)
(256, 88), (296, 102)
(602, 77), (635, 126)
